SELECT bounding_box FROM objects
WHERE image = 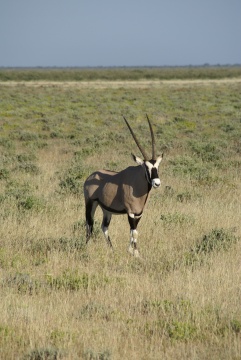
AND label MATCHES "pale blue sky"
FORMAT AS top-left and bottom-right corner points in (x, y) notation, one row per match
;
(0, 0), (240, 67)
